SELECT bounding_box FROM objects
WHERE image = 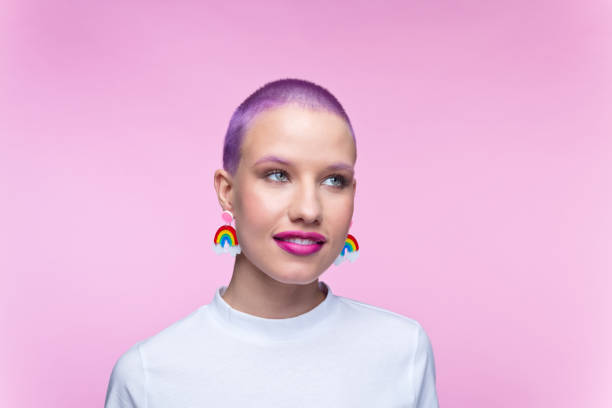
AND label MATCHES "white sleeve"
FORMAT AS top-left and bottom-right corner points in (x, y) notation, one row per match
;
(411, 324), (440, 407)
(104, 343), (146, 408)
